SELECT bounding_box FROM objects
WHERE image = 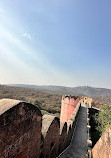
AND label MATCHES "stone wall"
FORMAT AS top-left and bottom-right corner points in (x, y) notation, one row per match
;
(41, 115), (60, 158)
(59, 122), (67, 154)
(60, 96), (80, 123)
(81, 97), (92, 108)
(0, 97), (81, 158)
(40, 99), (81, 158)
(92, 126), (111, 158)
(0, 99), (42, 158)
